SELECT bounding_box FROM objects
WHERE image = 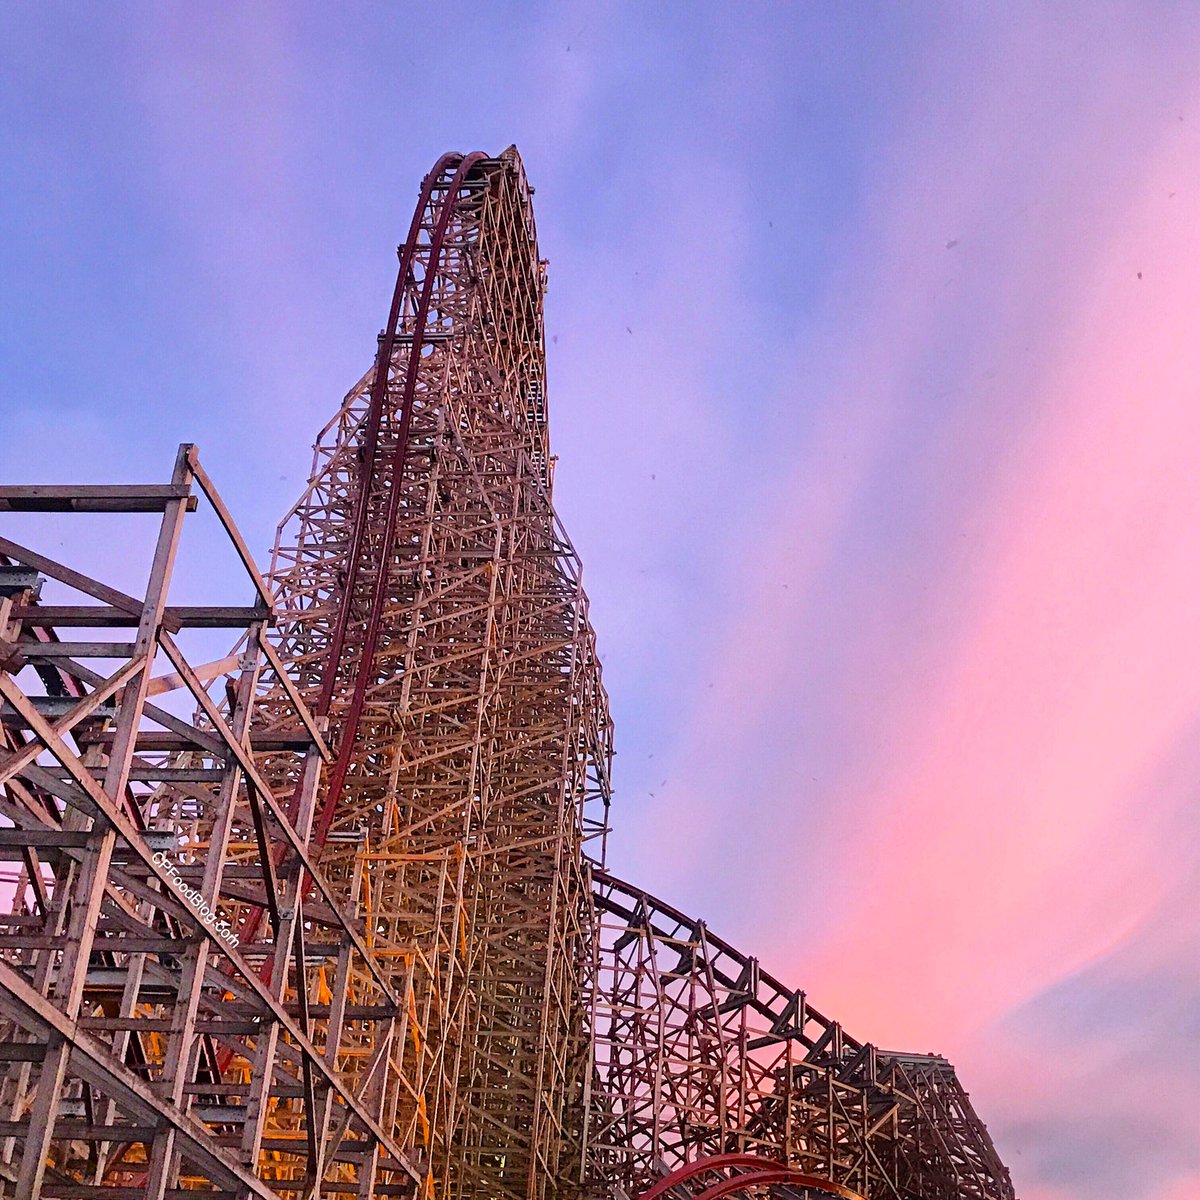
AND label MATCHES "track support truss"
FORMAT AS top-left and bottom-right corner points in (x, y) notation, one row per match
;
(0, 445), (418, 1197)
